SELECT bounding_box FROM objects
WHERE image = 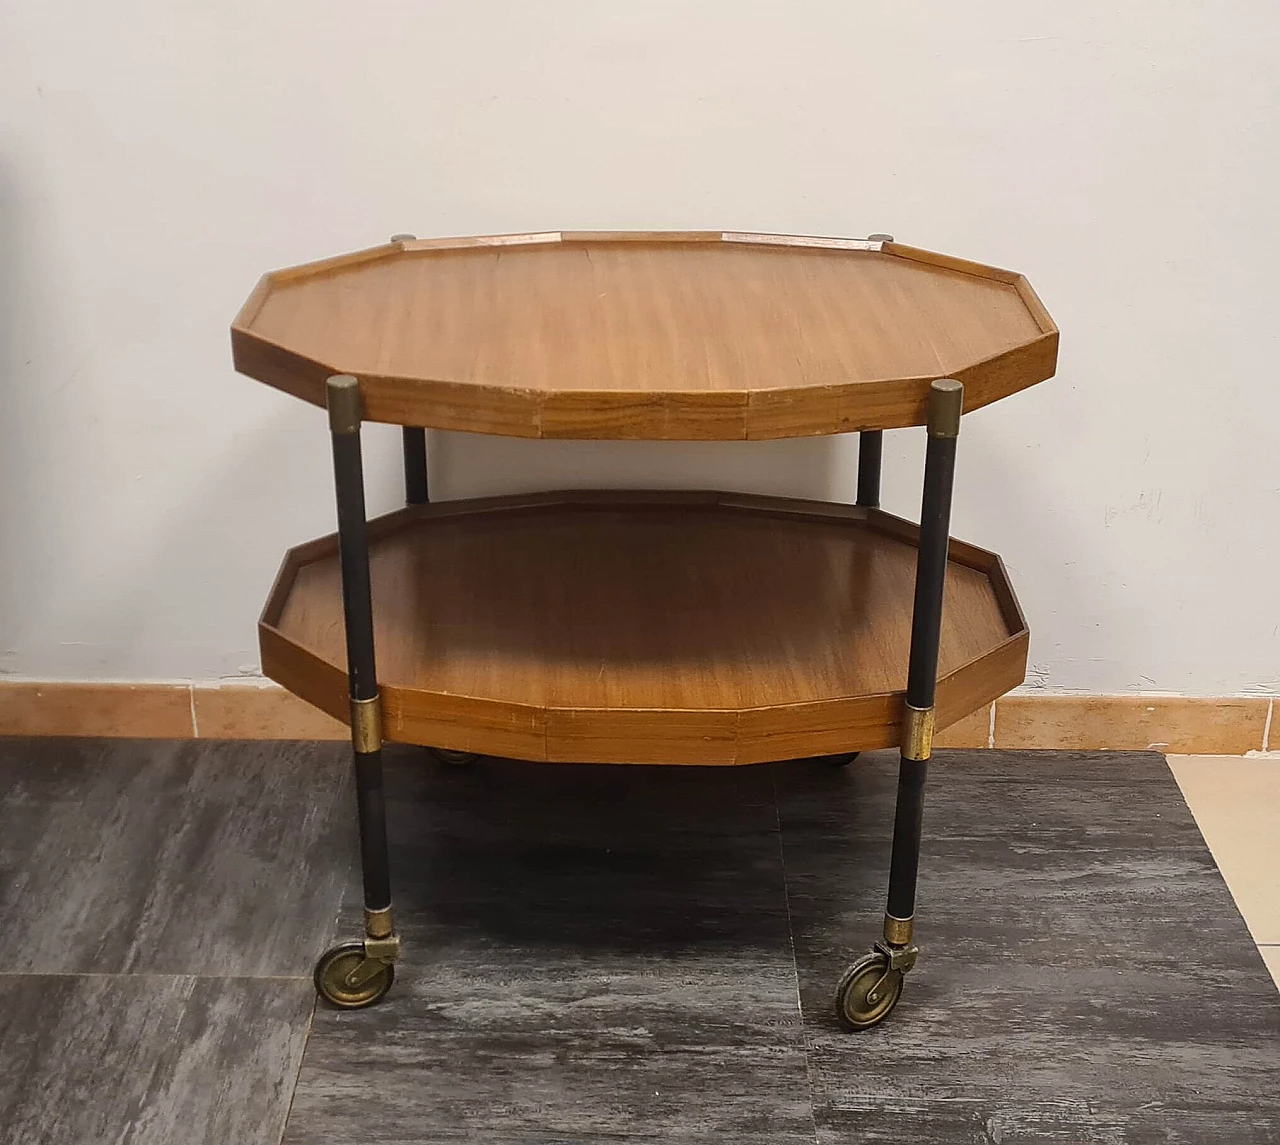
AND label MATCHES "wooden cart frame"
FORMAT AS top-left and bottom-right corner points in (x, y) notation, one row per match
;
(231, 231), (1057, 1026)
